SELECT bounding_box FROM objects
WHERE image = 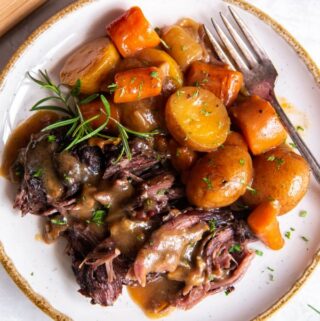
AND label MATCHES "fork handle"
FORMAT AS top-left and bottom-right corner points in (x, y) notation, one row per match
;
(270, 92), (320, 184)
